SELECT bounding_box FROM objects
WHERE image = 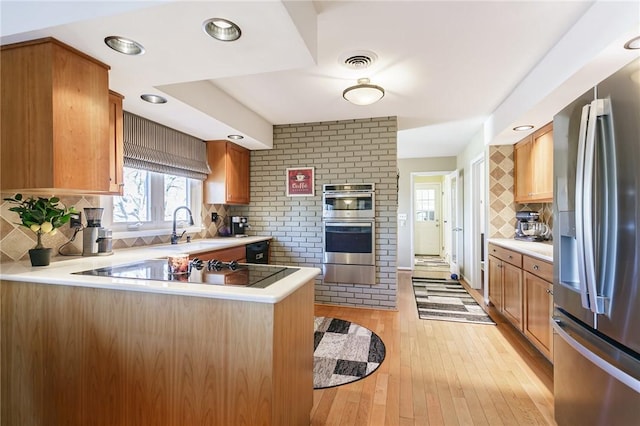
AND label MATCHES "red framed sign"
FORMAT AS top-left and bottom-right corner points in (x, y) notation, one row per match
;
(286, 167), (315, 196)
